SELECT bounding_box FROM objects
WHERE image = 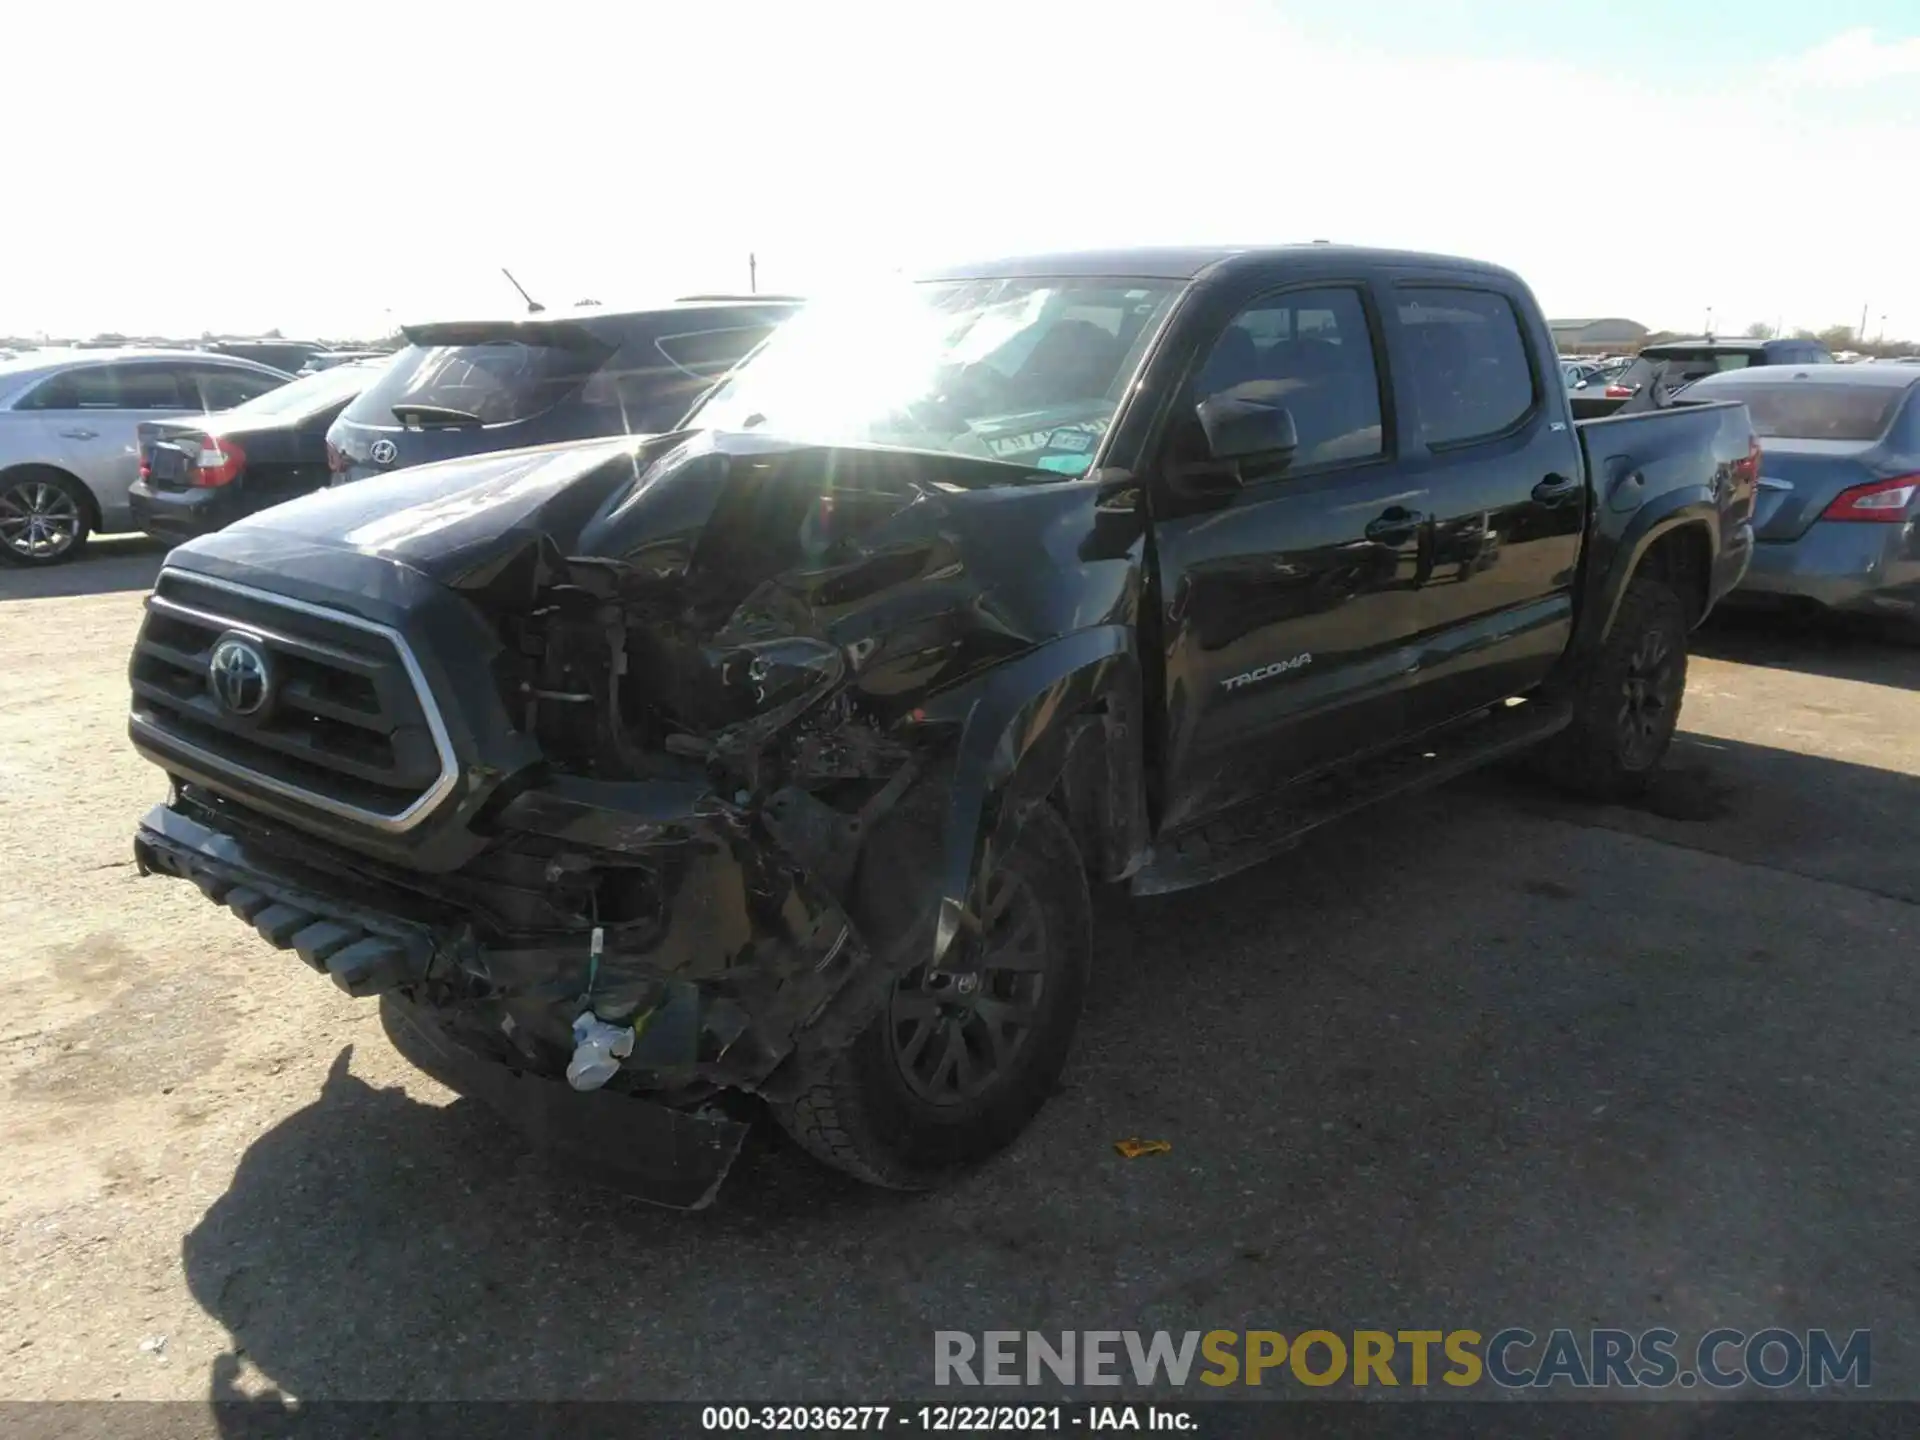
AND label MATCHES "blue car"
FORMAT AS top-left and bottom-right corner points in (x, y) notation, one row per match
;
(1687, 364), (1920, 635)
